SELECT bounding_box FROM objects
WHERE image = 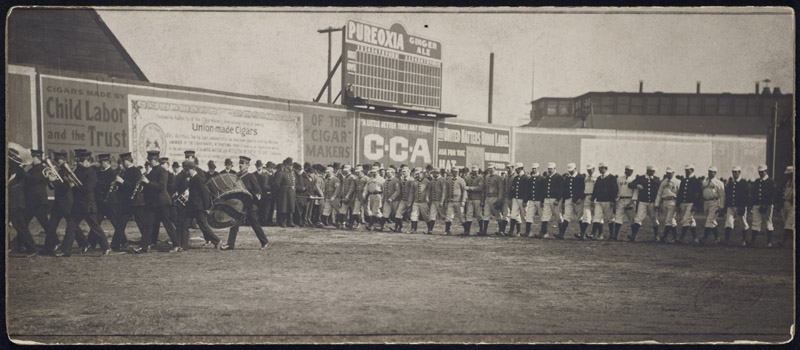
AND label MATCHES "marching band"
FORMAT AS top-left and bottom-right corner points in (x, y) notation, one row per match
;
(6, 145), (797, 257)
